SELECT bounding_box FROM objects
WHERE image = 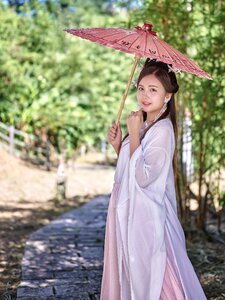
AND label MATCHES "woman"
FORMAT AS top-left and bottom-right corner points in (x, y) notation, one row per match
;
(100, 59), (207, 300)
